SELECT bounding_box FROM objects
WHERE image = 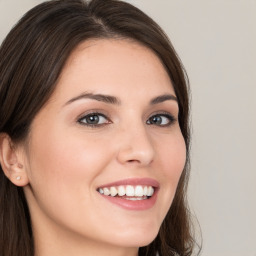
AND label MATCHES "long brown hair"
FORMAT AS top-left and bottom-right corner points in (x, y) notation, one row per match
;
(0, 0), (198, 255)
